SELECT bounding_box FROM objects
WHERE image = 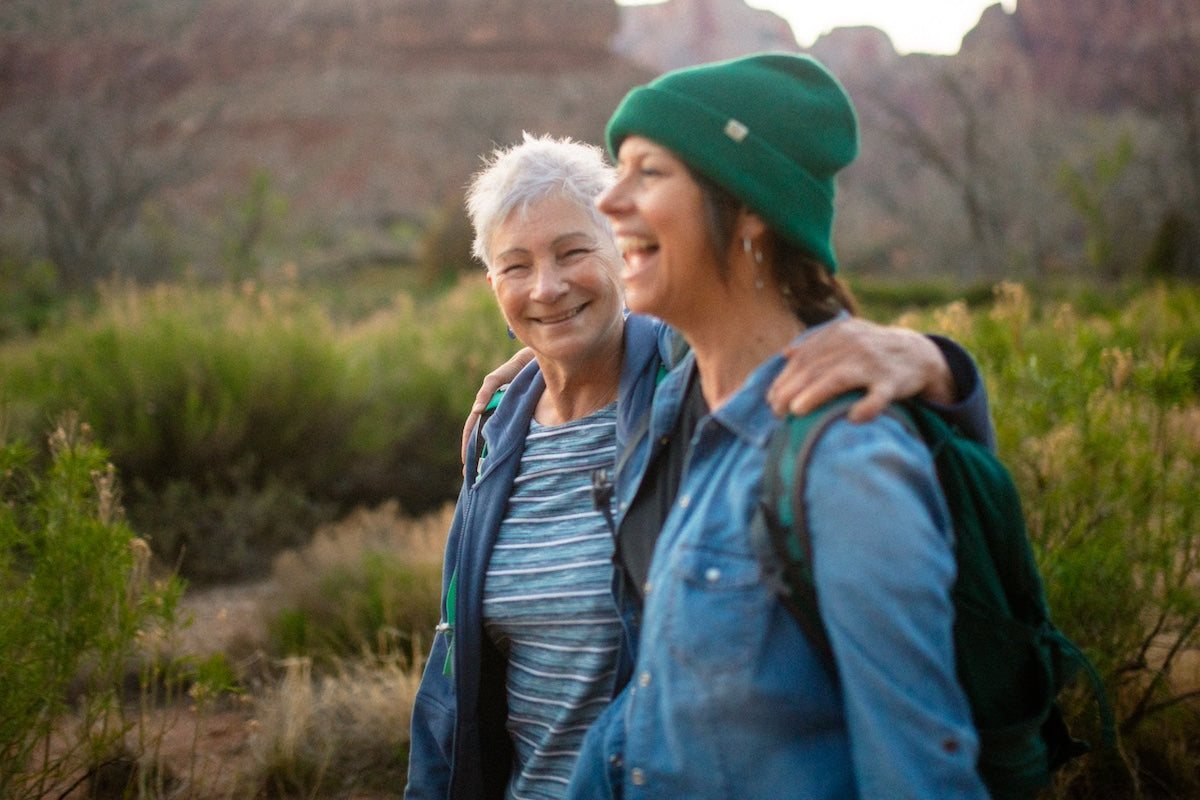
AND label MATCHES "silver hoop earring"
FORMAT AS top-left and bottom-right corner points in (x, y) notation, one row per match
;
(743, 236), (752, 255)
(754, 248), (764, 289)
